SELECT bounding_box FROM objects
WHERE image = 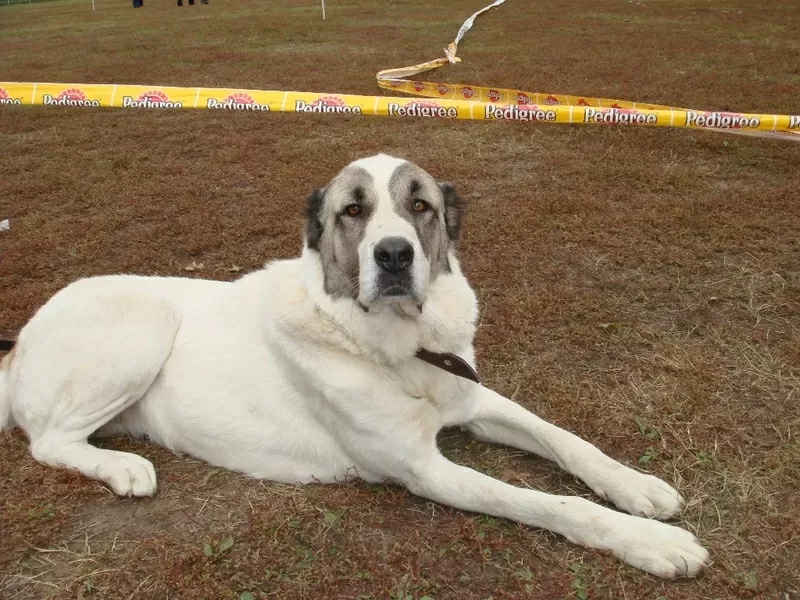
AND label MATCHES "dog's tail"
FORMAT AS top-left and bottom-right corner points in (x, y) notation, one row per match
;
(0, 340), (16, 432)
